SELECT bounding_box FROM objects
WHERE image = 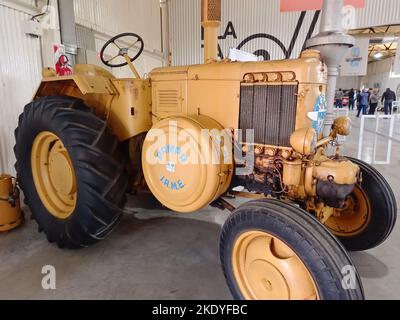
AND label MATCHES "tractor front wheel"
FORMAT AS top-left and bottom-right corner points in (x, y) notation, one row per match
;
(324, 157), (397, 251)
(220, 199), (364, 300)
(14, 96), (128, 248)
